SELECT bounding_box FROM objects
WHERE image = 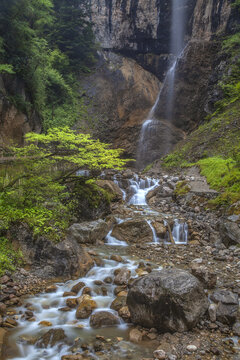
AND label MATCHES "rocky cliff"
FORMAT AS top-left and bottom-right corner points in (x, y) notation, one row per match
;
(85, 0), (239, 160)
(0, 75), (41, 147)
